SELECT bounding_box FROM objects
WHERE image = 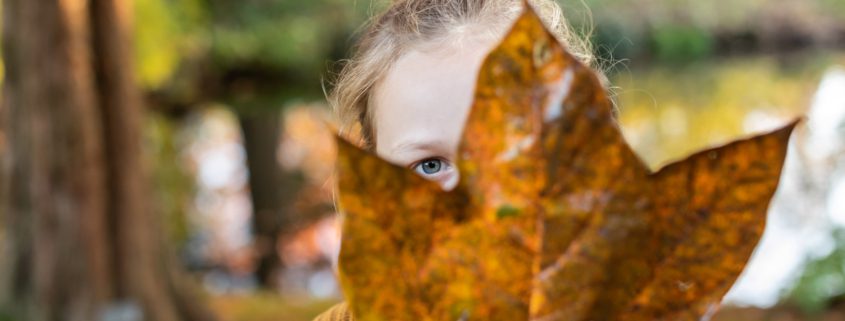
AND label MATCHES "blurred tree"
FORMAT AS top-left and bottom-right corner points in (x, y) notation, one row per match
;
(140, 0), (369, 288)
(0, 0), (215, 320)
(209, 0), (365, 288)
